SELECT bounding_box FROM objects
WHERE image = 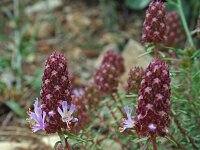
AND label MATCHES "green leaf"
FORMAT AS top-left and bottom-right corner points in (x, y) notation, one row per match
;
(125, 94), (137, 98)
(165, 136), (178, 147)
(64, 131), (93, 143)
(125, 0), (151, 10)
(57, 131), (67, 150)
(132, 137), (148, 143)
(4, 100), (26, 117)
